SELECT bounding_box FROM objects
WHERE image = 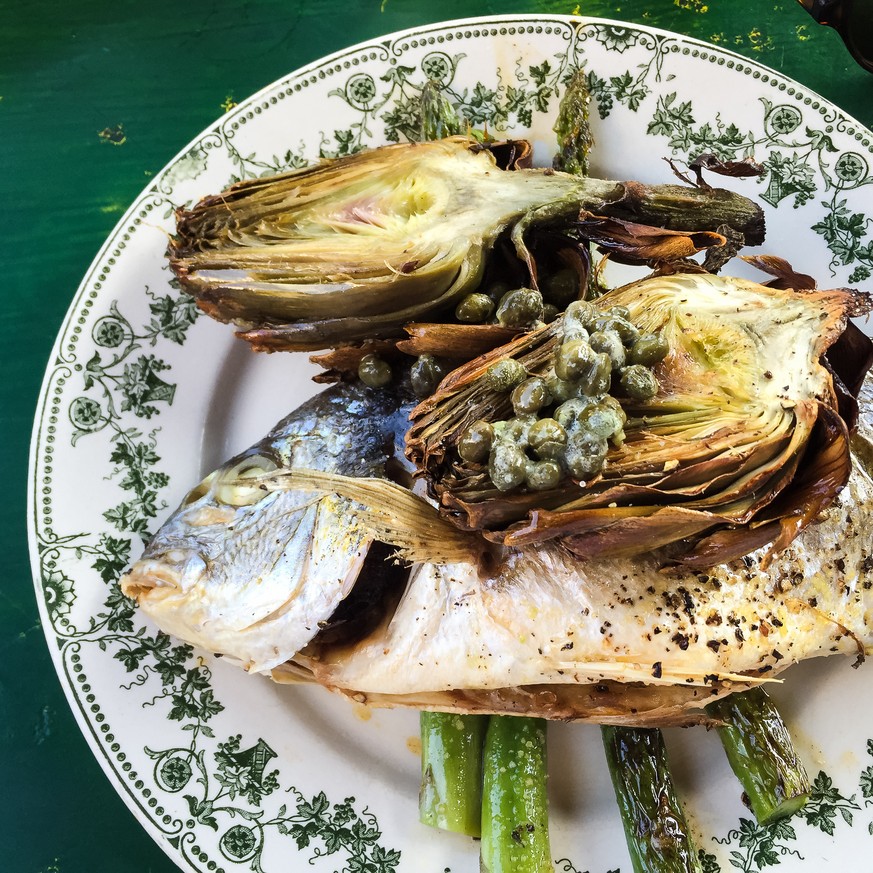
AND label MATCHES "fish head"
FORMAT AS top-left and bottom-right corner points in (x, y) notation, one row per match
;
(120, 381), (409, 674)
